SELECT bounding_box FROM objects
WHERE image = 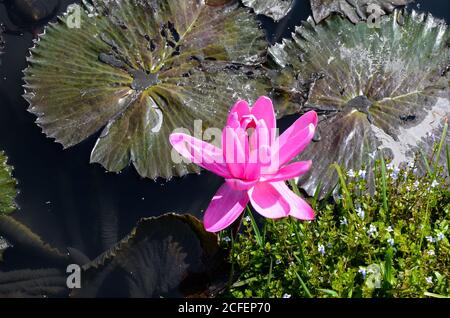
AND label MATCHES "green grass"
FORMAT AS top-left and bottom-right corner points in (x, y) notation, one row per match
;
(221, 145), (450, 298)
